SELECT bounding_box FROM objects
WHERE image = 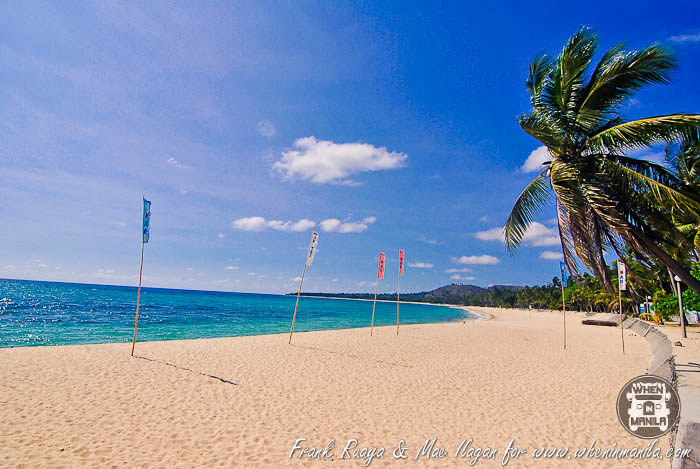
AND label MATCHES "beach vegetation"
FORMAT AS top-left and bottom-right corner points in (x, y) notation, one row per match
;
(505, 26), (700, 296)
